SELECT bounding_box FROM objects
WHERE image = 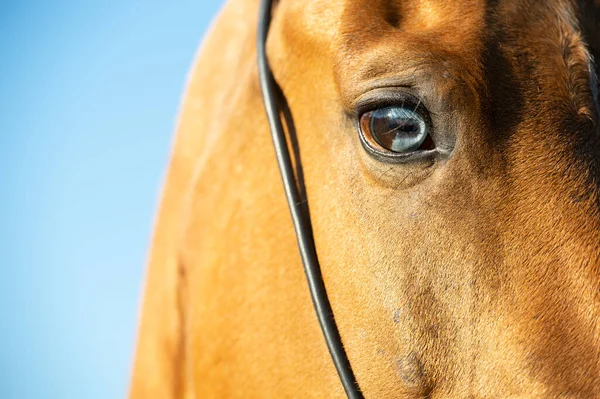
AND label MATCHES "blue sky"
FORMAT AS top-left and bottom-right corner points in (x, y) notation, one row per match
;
(0, 1), (223, 398)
